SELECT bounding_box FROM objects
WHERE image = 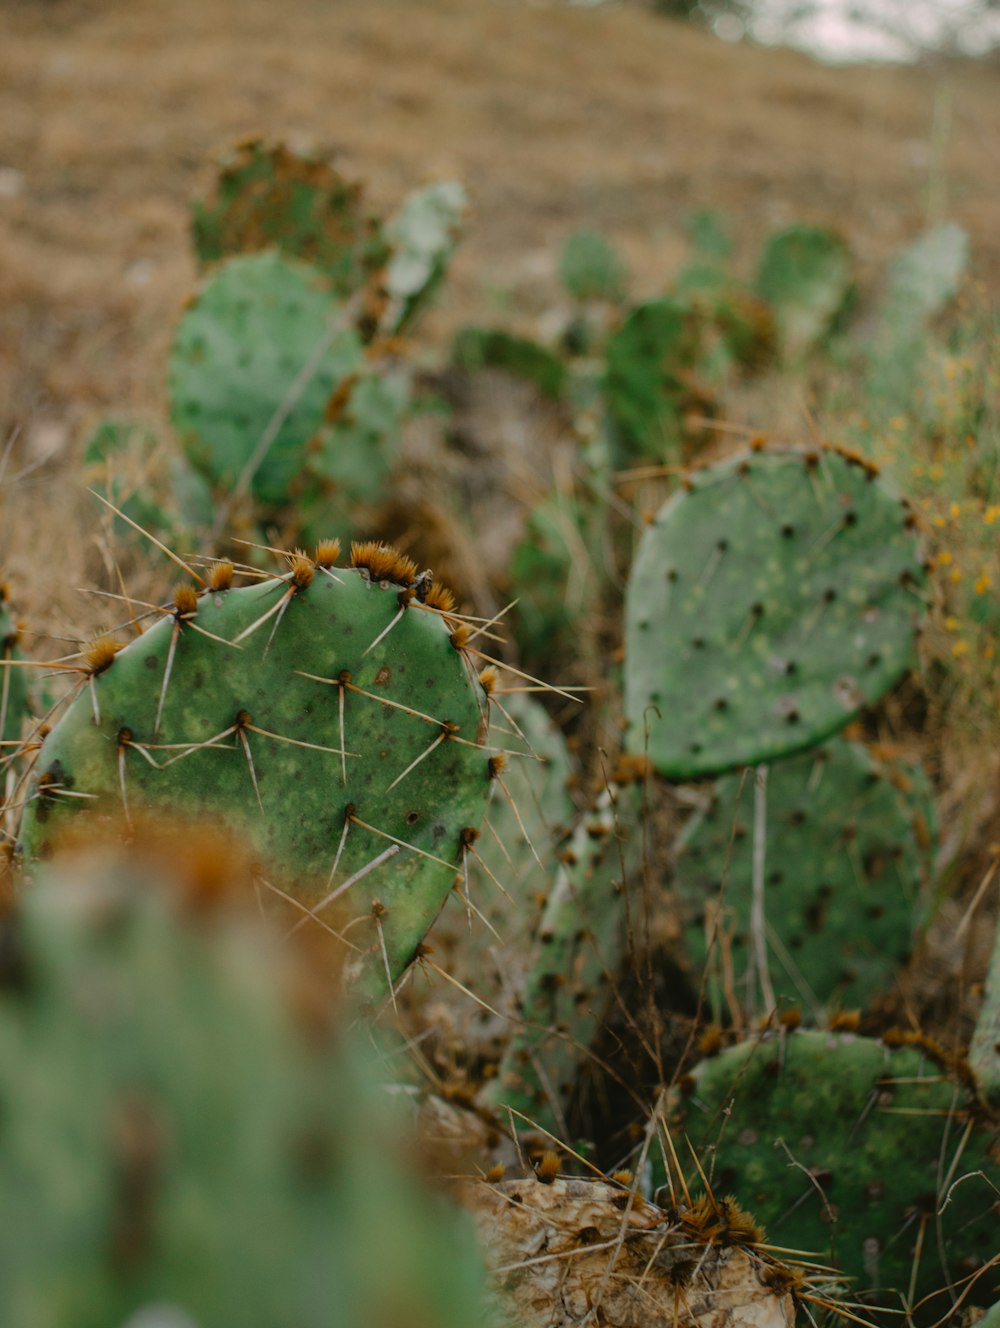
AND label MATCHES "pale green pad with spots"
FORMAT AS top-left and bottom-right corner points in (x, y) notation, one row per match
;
(482, 779), (644, 1132)
(674, 739), (935, 1020)
(624, 447), (925, 779)
(169, 252), (363, 506)
(667, 1031), (999, 1320)
(18, 569), (492, 1000)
